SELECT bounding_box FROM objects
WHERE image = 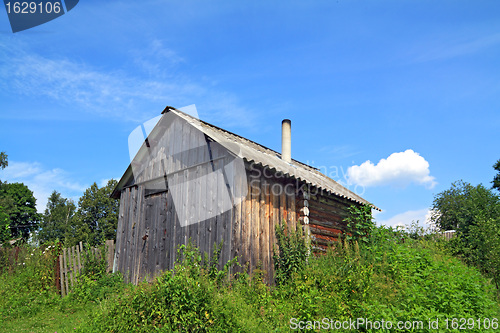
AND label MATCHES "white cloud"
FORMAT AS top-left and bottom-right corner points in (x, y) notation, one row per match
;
(0, 161), (87, 212)
(376, 208), (434, 229)
(347, 149), (437, 188)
